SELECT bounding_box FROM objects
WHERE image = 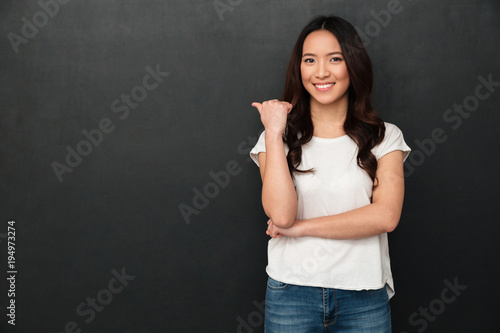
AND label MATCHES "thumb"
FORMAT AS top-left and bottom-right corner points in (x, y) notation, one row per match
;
(251, 102), (262, 113)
